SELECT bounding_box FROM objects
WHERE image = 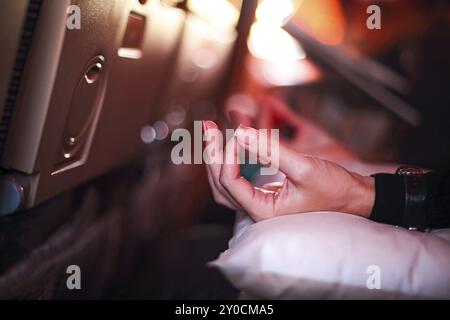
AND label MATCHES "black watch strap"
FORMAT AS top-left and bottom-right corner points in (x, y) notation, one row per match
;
(396, 167), (427, 231)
